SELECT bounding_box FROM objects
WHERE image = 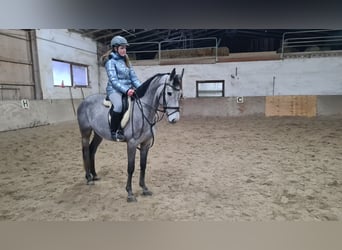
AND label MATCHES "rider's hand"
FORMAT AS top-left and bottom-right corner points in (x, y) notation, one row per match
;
(127, 88), (135, 97)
